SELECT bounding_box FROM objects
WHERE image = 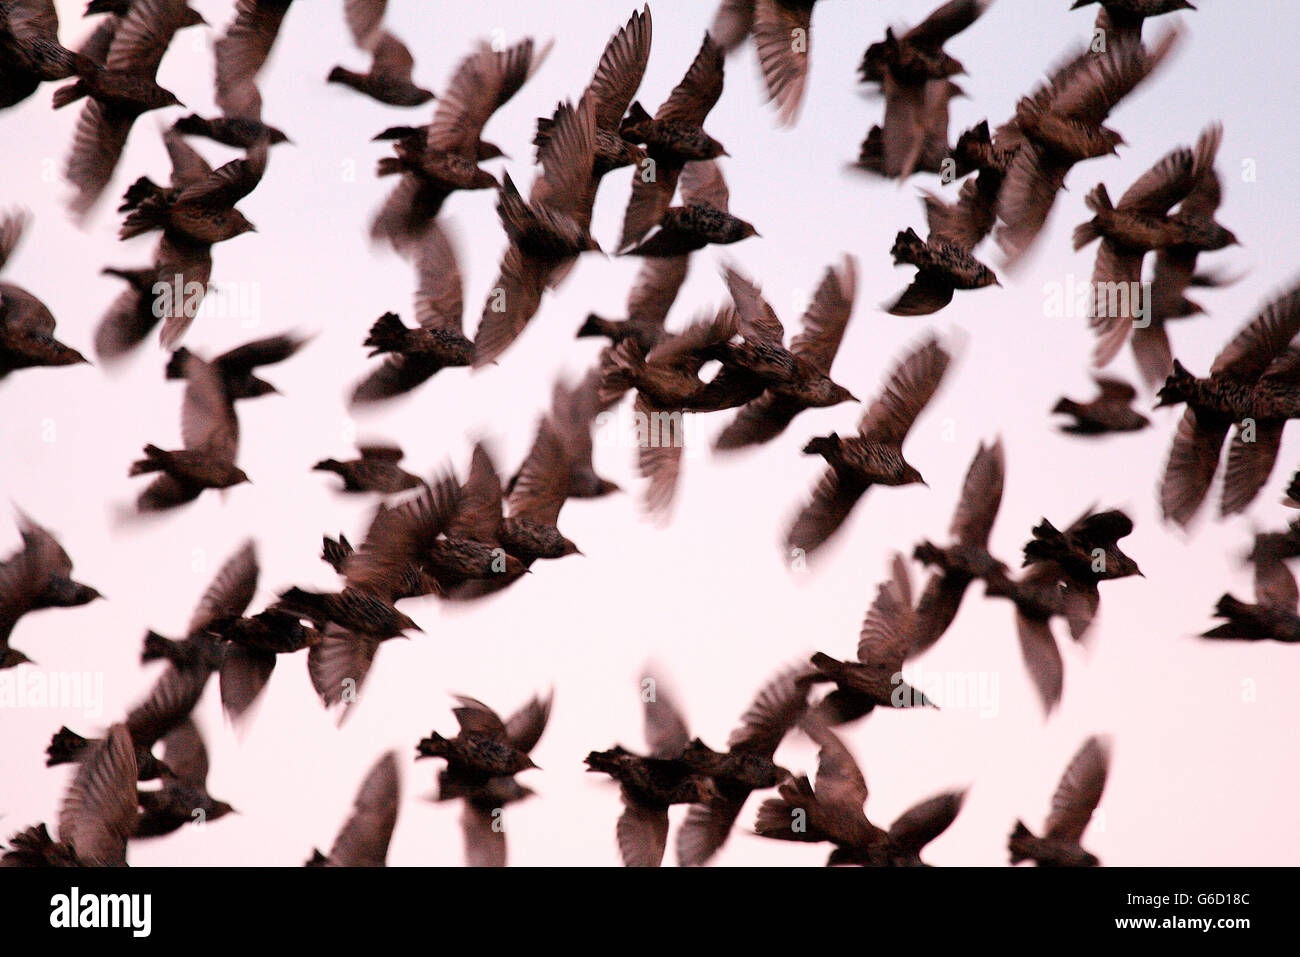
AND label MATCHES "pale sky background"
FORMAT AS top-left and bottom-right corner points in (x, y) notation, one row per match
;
(3, 0), (1299, 866)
